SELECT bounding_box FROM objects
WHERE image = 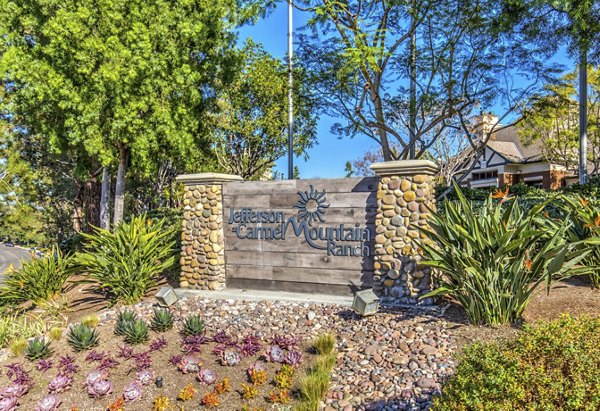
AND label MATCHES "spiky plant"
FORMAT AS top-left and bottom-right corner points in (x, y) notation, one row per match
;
(67, 324), (99, 352)
(114, 310), (137, 336)
(81, 314), (100, 328)
(181, 315), (205, 337)
(25, 337), (52, 361)
(150, 308), (174, 332)
(122, 319), (149, 345)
